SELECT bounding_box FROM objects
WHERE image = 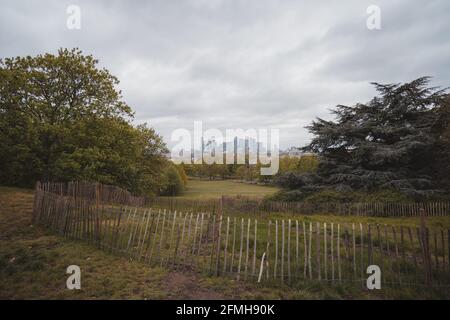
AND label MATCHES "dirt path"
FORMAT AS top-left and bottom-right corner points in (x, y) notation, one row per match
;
(163, 271), (226, 299)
